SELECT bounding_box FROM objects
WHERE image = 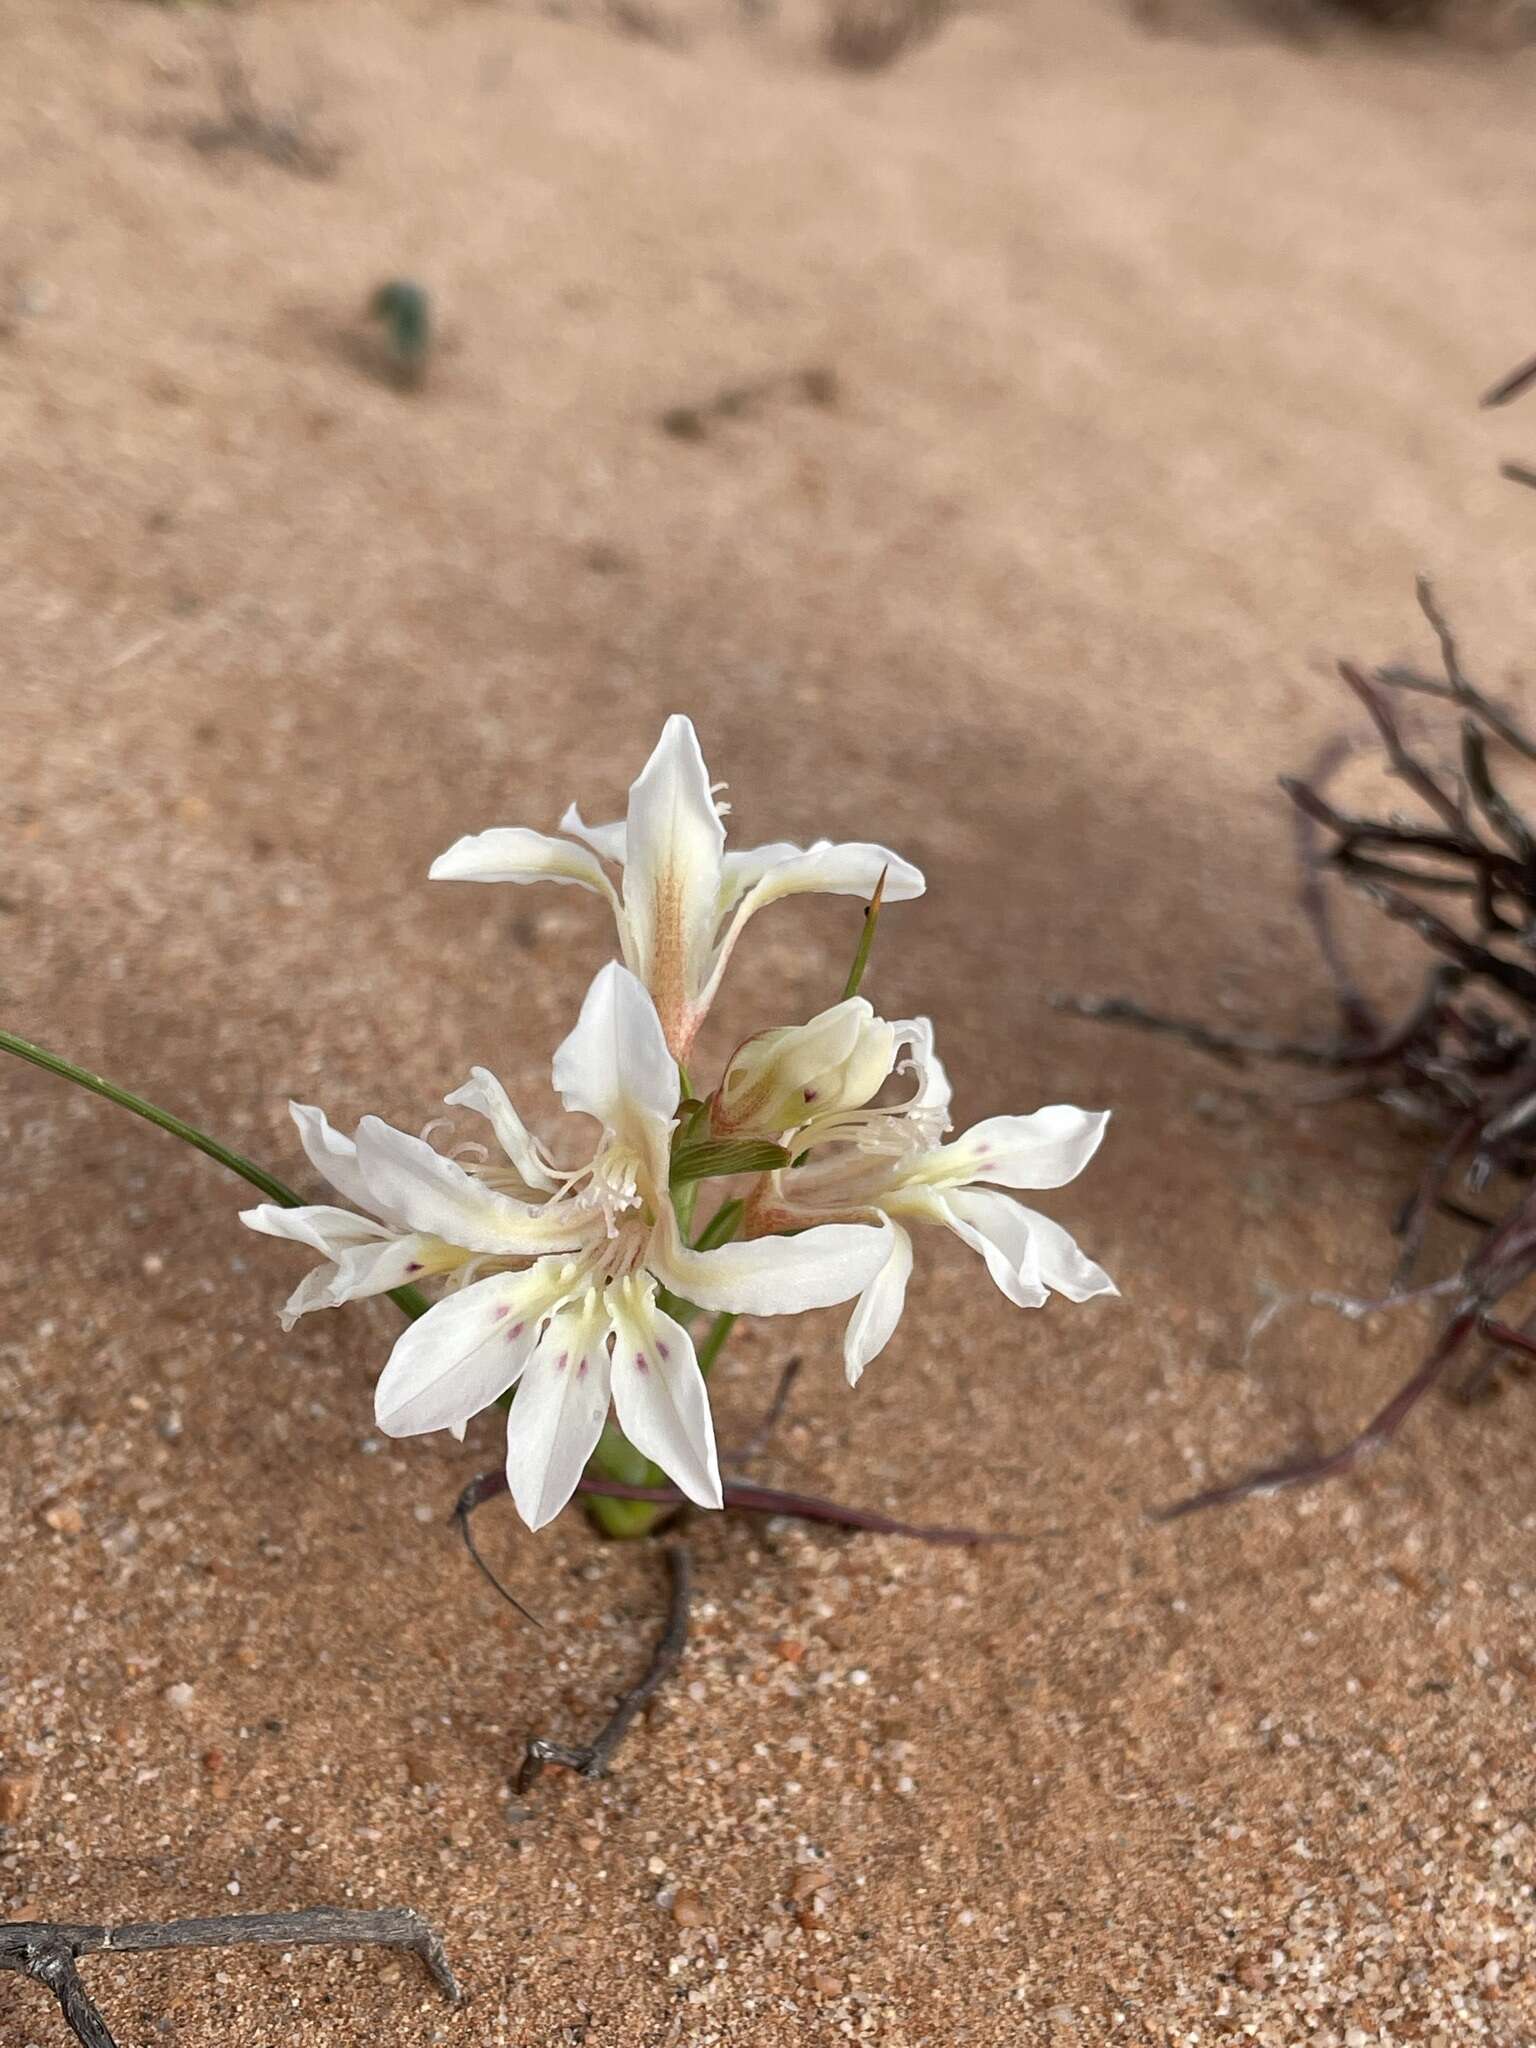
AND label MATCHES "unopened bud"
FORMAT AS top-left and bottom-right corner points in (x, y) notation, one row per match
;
(712, 999), (895, 1139)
